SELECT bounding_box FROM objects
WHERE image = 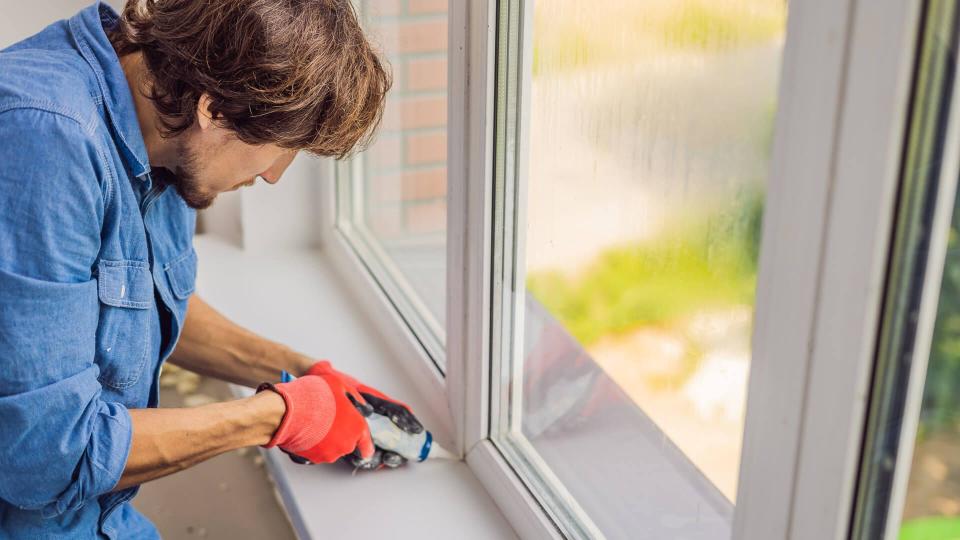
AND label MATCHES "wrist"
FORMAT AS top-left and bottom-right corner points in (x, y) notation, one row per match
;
(247, 389), (287, 446)
(273, 346), (315, 378)
(291, 354), (316, 377)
